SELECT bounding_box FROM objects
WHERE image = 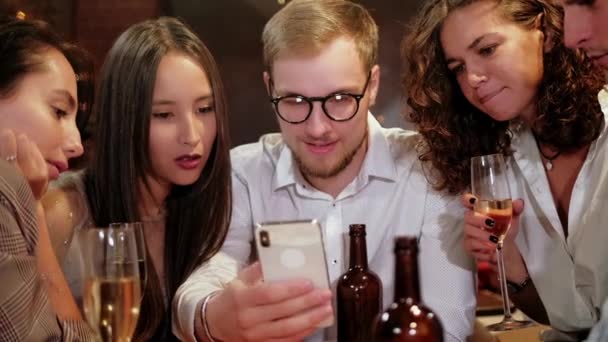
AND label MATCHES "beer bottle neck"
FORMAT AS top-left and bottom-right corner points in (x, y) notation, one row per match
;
(394, 249), (421, 302)
(349, 235), (369, 270)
